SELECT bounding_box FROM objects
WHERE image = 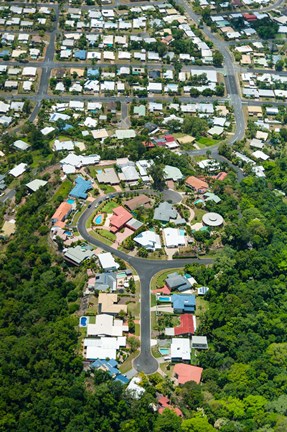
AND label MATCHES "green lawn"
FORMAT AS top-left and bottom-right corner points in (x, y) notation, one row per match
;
(101, 200), (118, 213)
(194, 207), (206, 222)
(88, 230), (113, 245)
(119, 350), (139, 374)
(97, 229), (116, 242)
(99, 184), (116, 193)
(135, 323), (140, 337)
(196, 137), (218, 148)
(196, 296), (209, 325)
(53, 178), (73, 202)
(151, 294), (157, 307)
